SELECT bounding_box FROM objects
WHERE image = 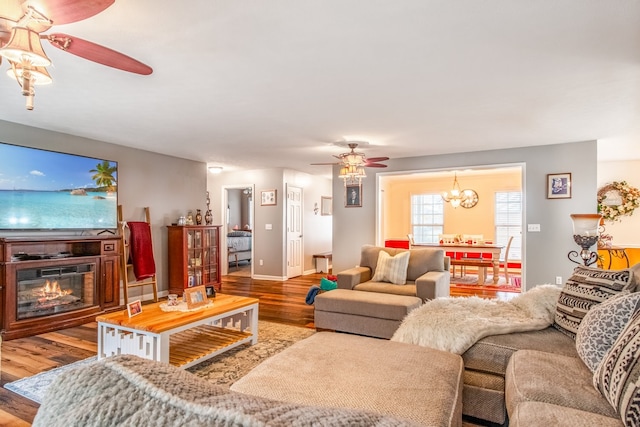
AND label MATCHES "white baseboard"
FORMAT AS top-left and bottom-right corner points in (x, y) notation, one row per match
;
(252, 274), (288, 281)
